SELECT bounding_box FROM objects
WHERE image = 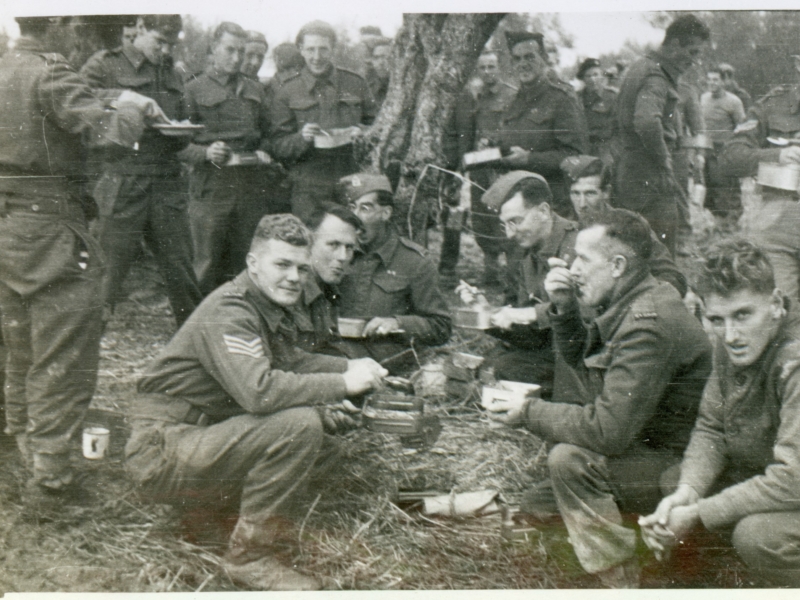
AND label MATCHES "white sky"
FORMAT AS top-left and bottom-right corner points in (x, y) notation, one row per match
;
(0, 1), (792, 71)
